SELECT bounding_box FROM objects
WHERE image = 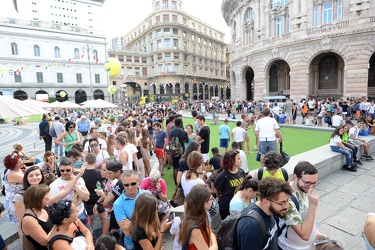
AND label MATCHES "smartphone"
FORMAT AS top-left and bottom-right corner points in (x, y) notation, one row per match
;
(168, 212), (175, 222)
